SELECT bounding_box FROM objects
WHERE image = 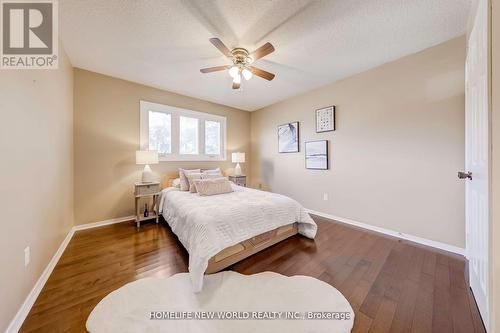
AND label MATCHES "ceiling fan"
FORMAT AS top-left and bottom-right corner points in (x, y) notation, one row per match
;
(200, 38), (276, 89)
